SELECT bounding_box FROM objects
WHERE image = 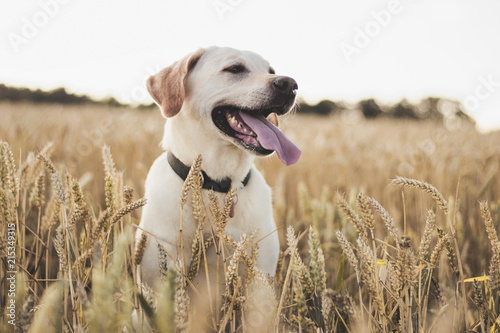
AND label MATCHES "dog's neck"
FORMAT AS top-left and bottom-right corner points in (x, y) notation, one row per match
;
(162, 117), (255, 183)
